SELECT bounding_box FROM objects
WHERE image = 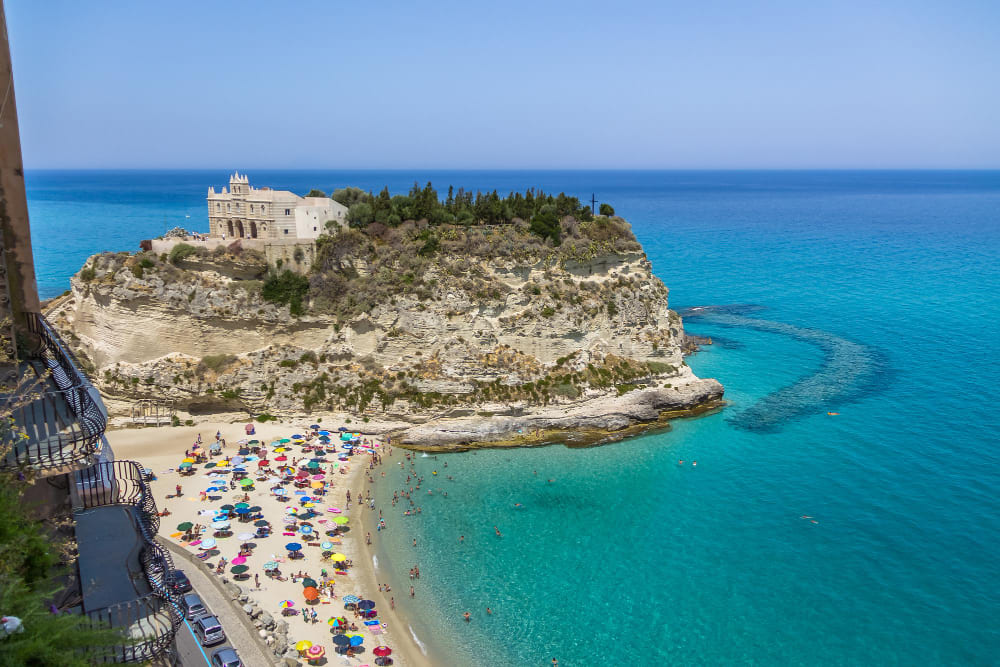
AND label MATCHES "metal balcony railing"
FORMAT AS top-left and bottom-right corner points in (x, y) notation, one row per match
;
(75, 460), (182, 663)
(2, 312), (108, 471)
